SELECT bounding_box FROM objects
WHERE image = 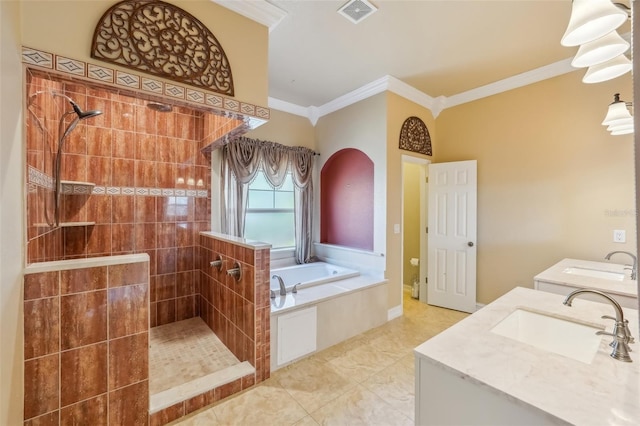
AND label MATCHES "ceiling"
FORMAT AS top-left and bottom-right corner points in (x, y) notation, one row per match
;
(216, 0), (630, 111)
